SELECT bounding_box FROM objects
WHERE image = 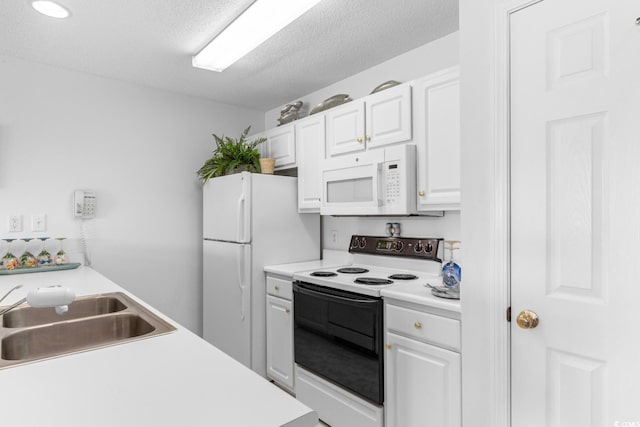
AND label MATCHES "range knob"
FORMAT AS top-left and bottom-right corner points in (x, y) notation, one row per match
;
(359, 237), (367, 248)
(426, 242), (433, 253)
(414, 241), (424, 253)
(351, 237), (359, 249)
(395, 241), (404, 251)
